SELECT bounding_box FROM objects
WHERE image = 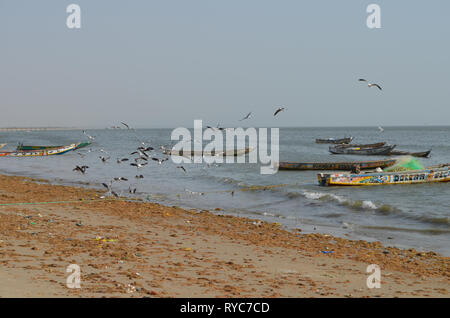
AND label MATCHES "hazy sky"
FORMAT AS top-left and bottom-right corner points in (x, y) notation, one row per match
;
(1, 0), (449, 128)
